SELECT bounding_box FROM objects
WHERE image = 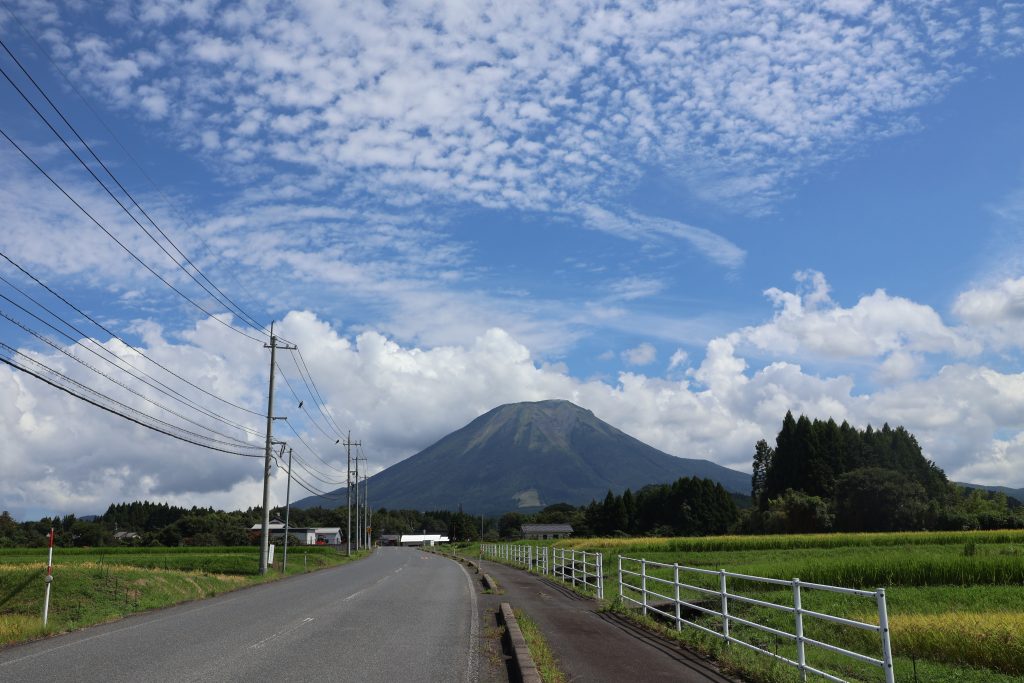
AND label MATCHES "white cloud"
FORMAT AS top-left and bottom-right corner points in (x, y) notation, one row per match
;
(20, 0), (1012, 226)
(668, 348), (689, 370)
(737, 271), (980, 361)
(953, 276), (1024, 349)
(5, 290), (1024, 520)
(622, 342), (657, 366)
